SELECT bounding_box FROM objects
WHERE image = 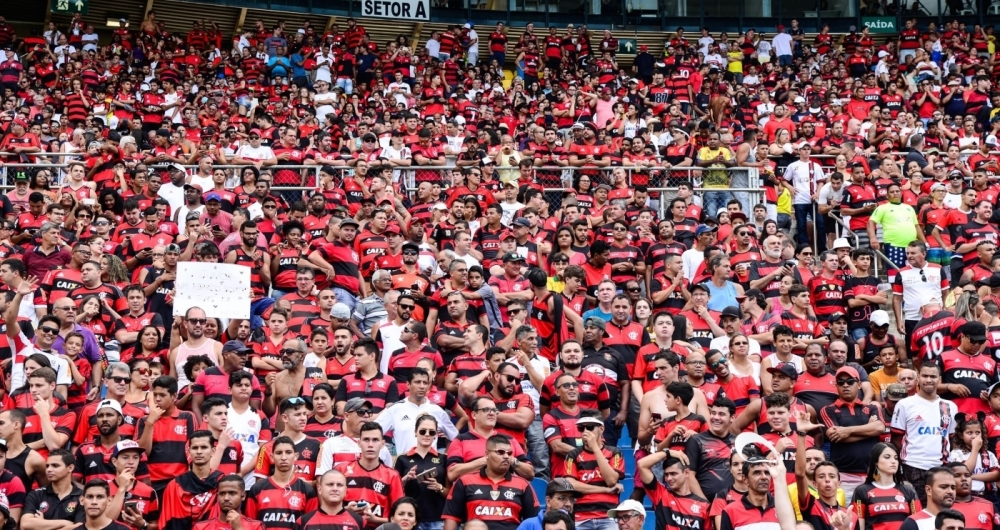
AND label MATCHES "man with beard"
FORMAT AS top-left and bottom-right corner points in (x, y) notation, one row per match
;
(265, 339), (325, 414)
(900, 467), (958, 530)
(193, 475), (265, 530)
(945, 462), (995, 530)
(74, 399), (149, 484)
(458, 357), (533, 445)
(389, 242), (432, 312)
(581, 318), (630, 446)
(377, 367), (459, 454)
(73, 363), (148, 445)
(225, 221), (273, 329)
(168, 308), (223, 392)
(749, 236), (793, 301)
(446, 394), (536, 482)
(190, 341), (263, 416)
(323, 326), (357, 391)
